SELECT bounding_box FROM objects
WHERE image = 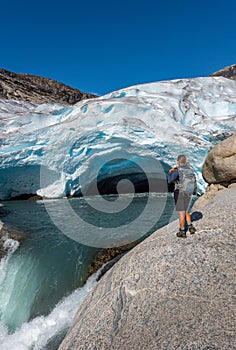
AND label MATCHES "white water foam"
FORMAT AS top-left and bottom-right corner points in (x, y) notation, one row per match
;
(0, 236), (20, 284)
(0, 270), (99, 350)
